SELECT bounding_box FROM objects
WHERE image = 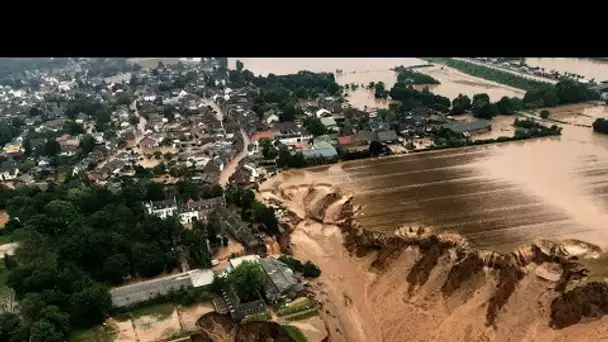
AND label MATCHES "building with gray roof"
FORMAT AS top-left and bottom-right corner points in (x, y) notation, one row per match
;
(109, 269), (214, 308)
(215, 205), (259, 248)
(260, 258), (303, 303)
(441, 119), (492, 135)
